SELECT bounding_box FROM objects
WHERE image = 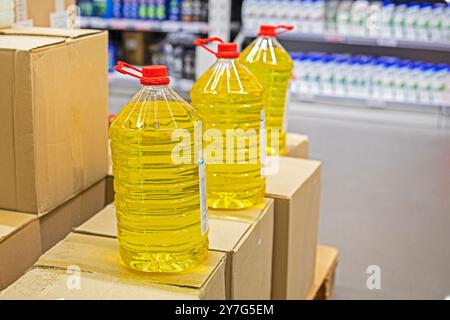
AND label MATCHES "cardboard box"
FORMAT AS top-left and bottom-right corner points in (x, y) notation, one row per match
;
(40, 178), (106, 253)
(266, 157), (321, 299)
(286, 133), (309, 159)
(209, 198), (274, 300)
(0, 233), (226, 299)
(15, 0), (75, 27)
(0, 26), (109, 214)
(75, 199), (275, 300)
(0, 210), (41, 290)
